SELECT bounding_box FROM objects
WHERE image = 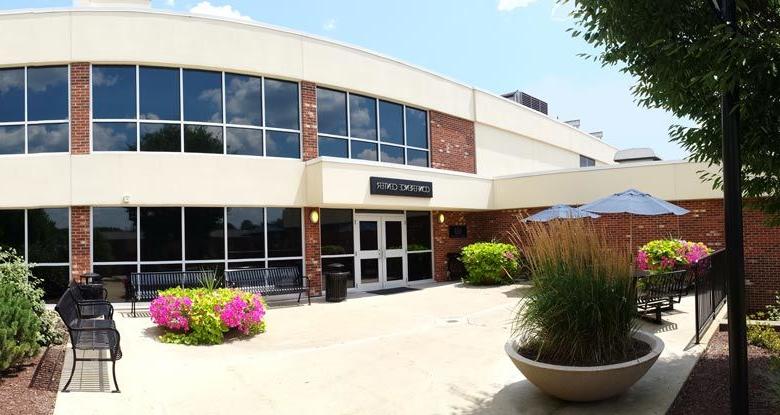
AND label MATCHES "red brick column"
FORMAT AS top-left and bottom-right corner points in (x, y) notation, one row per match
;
(70, 63), (90, 155)
(429, 111), (476, 173)
(432, 211), (476, 281)
(304, 207), (322, 295)
(70, 206), (91, 283)
(301, 81), (318, 161)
